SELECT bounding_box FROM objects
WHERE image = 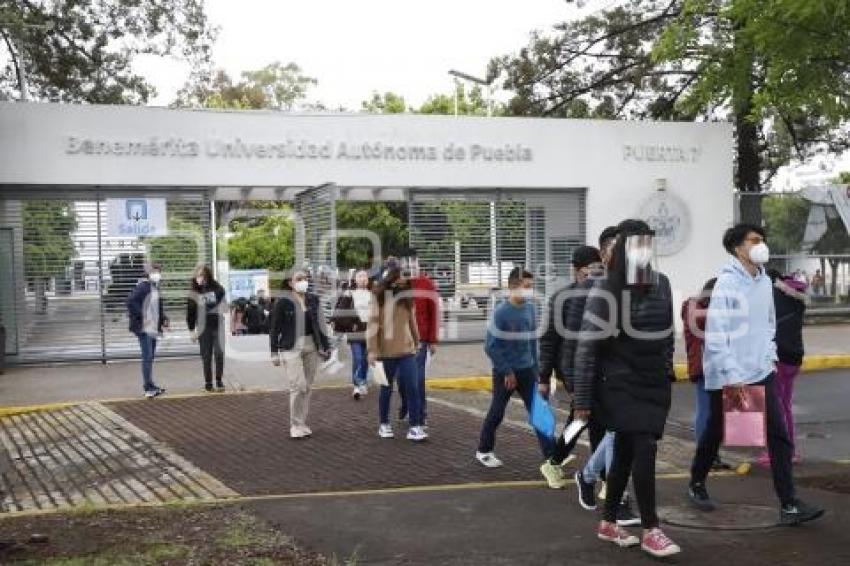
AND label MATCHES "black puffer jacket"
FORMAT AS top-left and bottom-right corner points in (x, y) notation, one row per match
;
(573, 273), (675, 437)
(539, 283), (574, 387)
